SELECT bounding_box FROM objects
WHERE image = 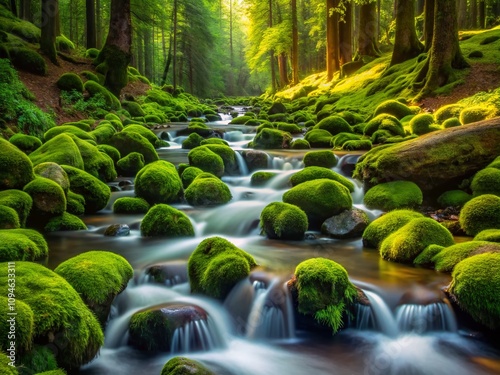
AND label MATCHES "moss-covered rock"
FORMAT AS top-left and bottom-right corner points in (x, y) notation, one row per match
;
(0, 352), (17, 374)
(364, 181), (423, 211)
(62, 165), (111, 213)
(304, 129), (333, 148)
(252, 128), (292, 149)
(9, 133), (42, 154)
(442, 117), (461, 129)
(250, 171), (277, 186)
(44, 125), (96, 143)
(29, 134), (84, 170)
(97, 144), (121, 163)
(362, 209), (425, 249)
(55, 251), (133, 325)
(471, 167), (500, 197)
(437, 190), (472, 208)
(0, 205), (20, 229)
(432, 241), (500, 272)
(182, 132), (204, 149)
(0, 189), (32, 227)
(260, 202), (308, 240)
(181, 166), (204, 188)
(288, 258), (358, 334)
(302, 150), (337, 168)
(185, 177), (232, 206)
(363, 114), (404, 137)
(33, 162), (70, 193)
(290, 139), (311, 149)
(342, 139), (372, 151)
(23, 177), (66, 217)
(332, 132), (361, 148)
(90, 123), (116, 144)
(434, 104), (464, 124)
(474, 229), (500, 242)
(188, 146), (224, 177)
(116, 152), (144, 176)
(44, 212), (87, 232)
(0, 297), (33, 355)
(459, 194), (500, 236)
(413, 244), (445, 267)
(56, 73), (84, 92)
(373, 100), (414, 120)
(84, 80), (120, 110)
(410, 113), (436, 135)
(459, 106), (496, 125)
(113, 197), (150, 214)
(203, 144), (238, 175)
(140, 204), (194, 237)
(447, 252), (500, 330)
(0, 262), (104, 368)
(0, 137), (35, 190)
(321, 208), (370, 239)
(188, 236), (257, 299)
(135, 160), (183, 205)
(121, 101), (145, 117)
(380, 218), (454, 263)
(283, 179), (352, 227)
(107, 131), (158, 164)
(290, 166), (354, 192)
(314, 116), (352, 135)
(85, 48), (100, 58)
(9, 47), (46, 75)
(0, 228), (48, 261)
(161, 357), (215, 375)
(122, 124), (162, 148)
(66, 190), (85, 215)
